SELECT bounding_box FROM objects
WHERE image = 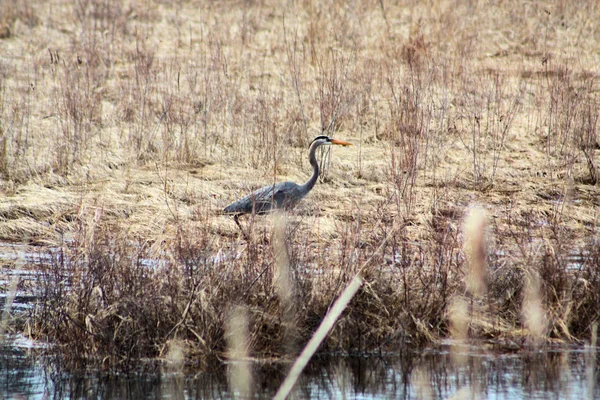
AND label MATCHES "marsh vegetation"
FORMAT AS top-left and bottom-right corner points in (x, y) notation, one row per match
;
(0, 0), (599, 380)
